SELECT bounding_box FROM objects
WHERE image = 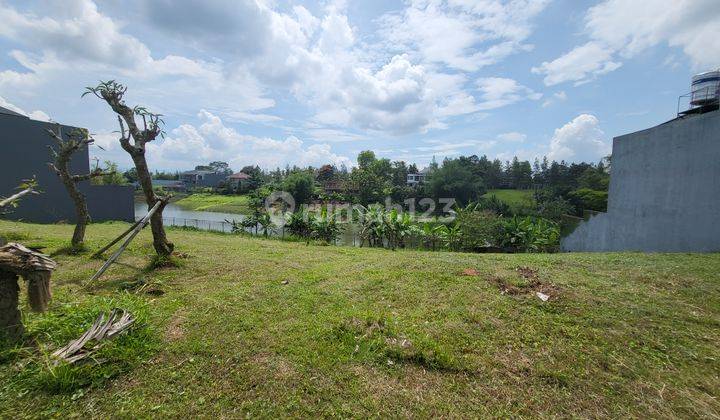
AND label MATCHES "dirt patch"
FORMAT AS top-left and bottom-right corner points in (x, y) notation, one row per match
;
(460, 268), (480, 276)
(516, 266), (539, 282)
(489, 266), (561, 300)
(165, 311), (186, 341)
